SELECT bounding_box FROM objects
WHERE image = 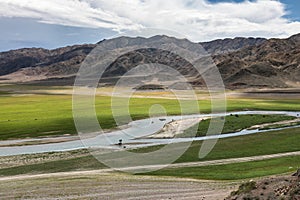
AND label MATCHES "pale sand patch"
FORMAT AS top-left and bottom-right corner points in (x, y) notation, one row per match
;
(148, 117), (208, 138)
(248, 118), (300, 130)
